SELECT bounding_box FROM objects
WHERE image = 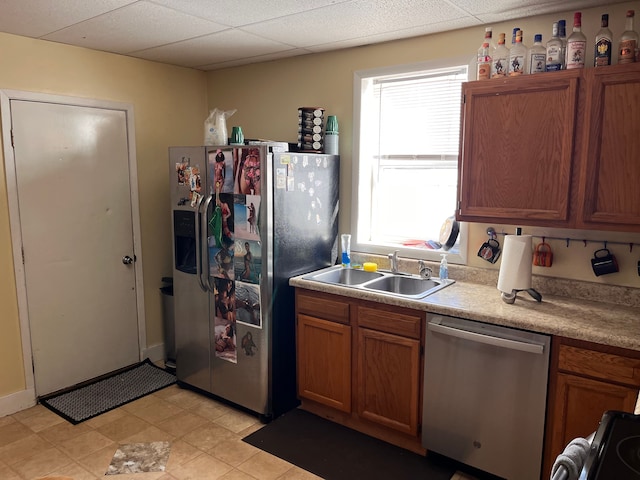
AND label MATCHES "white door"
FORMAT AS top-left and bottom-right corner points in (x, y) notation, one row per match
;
(9, 99), (141, 396)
